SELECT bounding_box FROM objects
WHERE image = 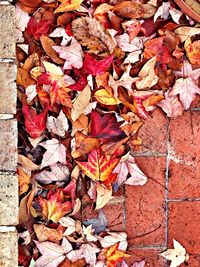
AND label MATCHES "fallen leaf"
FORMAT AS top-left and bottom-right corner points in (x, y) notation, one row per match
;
(47, 110), (69, 137)
(100, 232), (128, 251)
(26, 17), (52, 40)
(96, 183), (113, 209)
(38, 189), (72, 222)
(54, 0), (83, 13)
(40, 138), (67, 169)
(80, 243), (100, 265)
(136, 56), (159, 89)
(113, 152), (147, 187)
(184, 36), (200, 65)
(91, 110), (126, 142)
(157, 91), (184, 118)
(35, 164), (70, 184)
(82, 53), (113, 76)
(53, 37), (83, 69)
(83, 210), (108, 234)
(160, 239), (189, 267)
(71, 85), (91, 121)
(94, 88), (121, 105)
(105, 243), (130, 267)
(18, 168), (31, 195)
(72, 17), (115, 55)
(34, 224), (64, 242)
(174, 27), (200, 42)
(22, 104), (48, 138)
